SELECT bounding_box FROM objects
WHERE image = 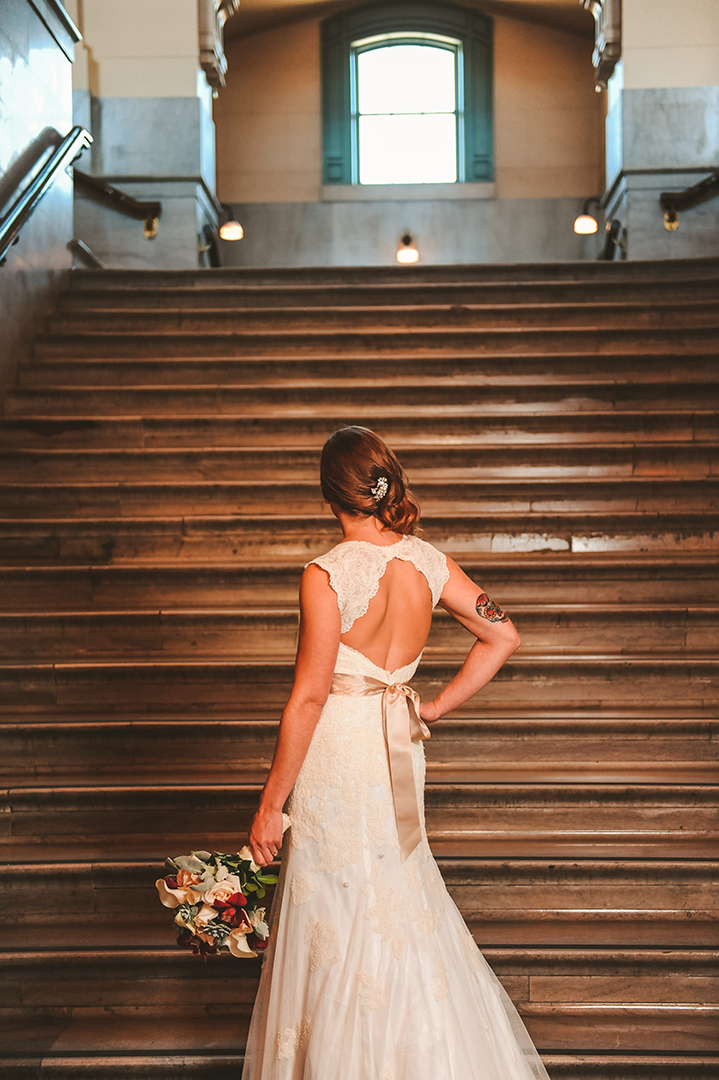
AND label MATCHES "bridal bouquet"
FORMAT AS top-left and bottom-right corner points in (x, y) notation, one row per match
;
(156, 817), (289, 960)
